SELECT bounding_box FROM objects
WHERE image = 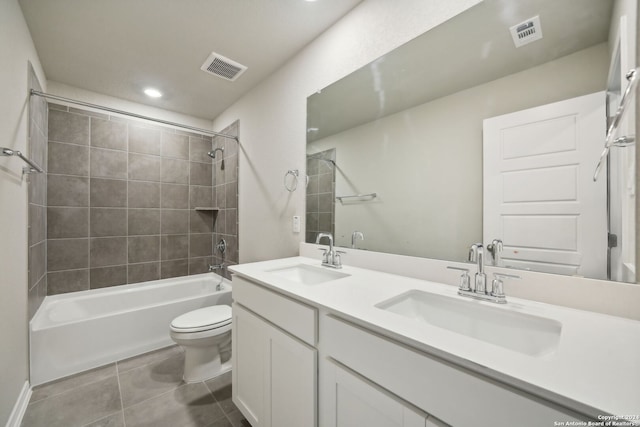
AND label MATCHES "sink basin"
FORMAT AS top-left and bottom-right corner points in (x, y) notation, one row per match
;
(267, 264), (350, 285)
(376, 290), (562, 357)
